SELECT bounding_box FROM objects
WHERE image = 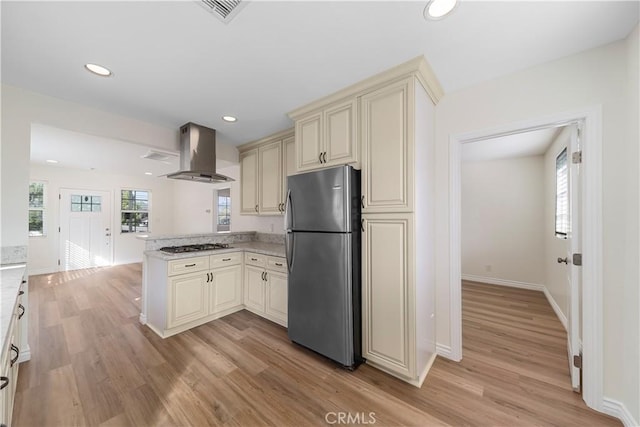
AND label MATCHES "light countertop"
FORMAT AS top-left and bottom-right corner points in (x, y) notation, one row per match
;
(145, 241), (285, 261)
(0, 263), (26, 354)
(136, 231), (255, 241)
